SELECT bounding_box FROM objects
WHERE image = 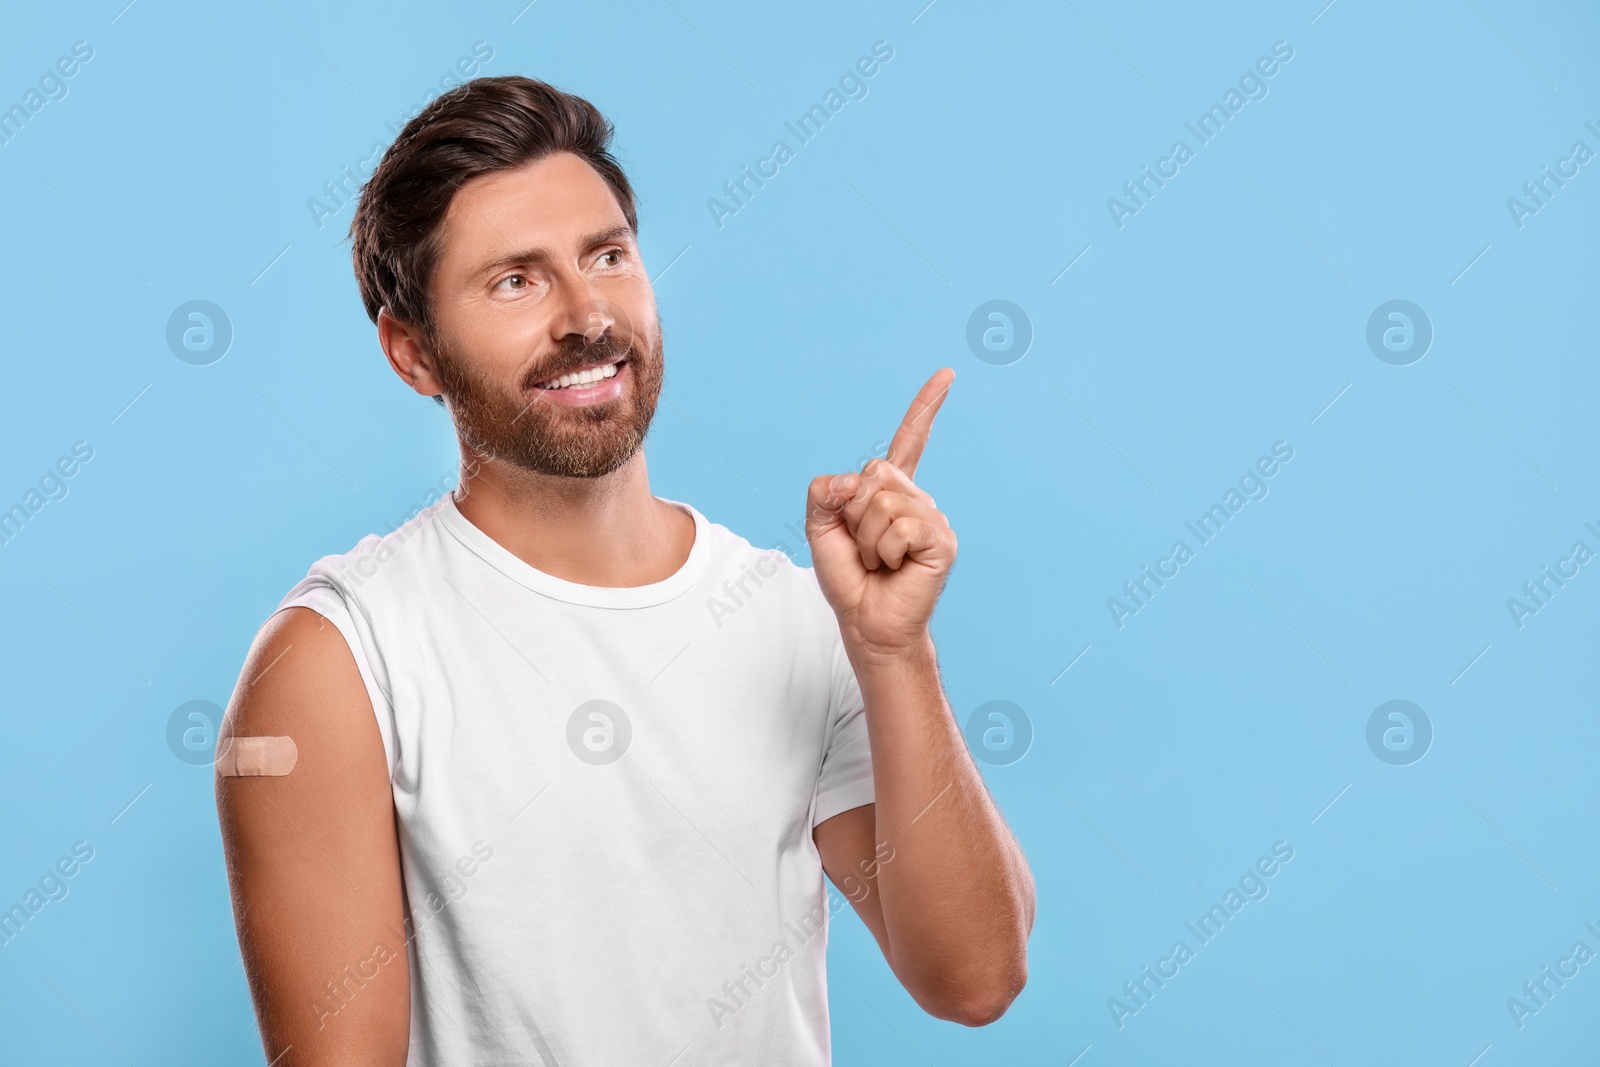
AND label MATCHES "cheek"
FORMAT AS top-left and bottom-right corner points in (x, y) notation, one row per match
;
(464, 323), (544, 384)
(621, 299), (662, 360)
(602, 272), (656, 336)
(642, 327), (667, 374)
